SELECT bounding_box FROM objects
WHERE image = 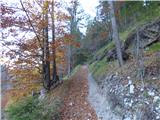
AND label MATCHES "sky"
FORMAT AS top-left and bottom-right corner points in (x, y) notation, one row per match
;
(1, 0), (99, 17)
(79, 0), (99, 17)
